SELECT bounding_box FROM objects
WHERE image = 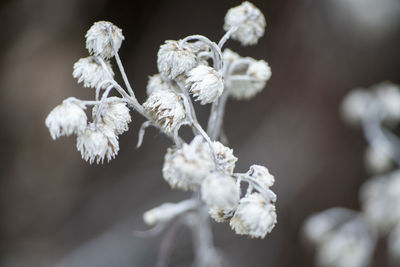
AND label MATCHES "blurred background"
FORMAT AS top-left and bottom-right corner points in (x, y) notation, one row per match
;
(1, 0), (400, 266)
